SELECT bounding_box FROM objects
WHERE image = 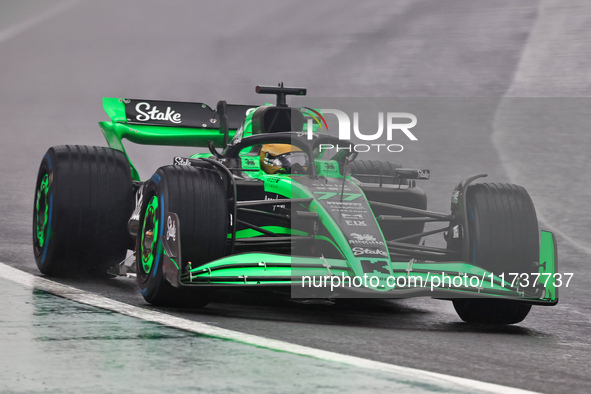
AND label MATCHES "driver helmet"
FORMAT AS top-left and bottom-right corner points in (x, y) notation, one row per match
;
(260, 144), (308, 174)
